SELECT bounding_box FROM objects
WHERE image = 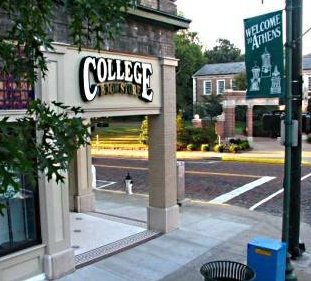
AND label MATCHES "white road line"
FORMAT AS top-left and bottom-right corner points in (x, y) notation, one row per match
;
(95, 180), (116, 189)
(209, 176), (275, 204)
(301, 172), (311, 181)
(249, 189), (284, 211)
(249, 172), (311, 211)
